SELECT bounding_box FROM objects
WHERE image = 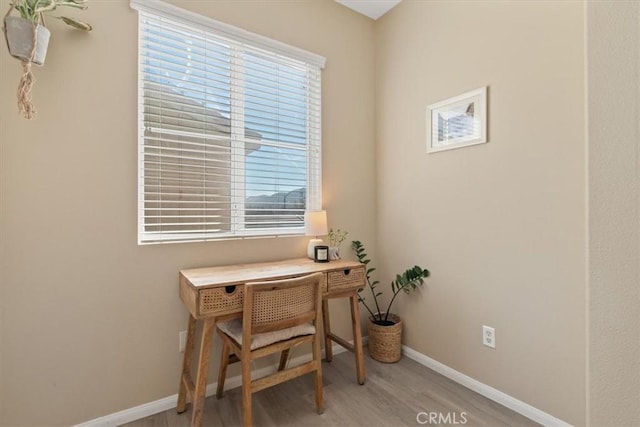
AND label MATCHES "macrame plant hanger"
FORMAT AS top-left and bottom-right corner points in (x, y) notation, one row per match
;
(3, 2), (43, 119)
